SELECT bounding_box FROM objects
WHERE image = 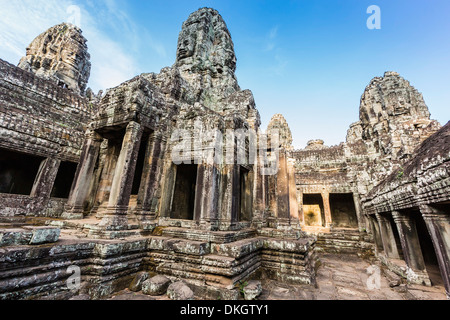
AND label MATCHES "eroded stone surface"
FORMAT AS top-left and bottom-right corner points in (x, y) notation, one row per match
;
(142, 275), (171, 296)
(129, 271), (149, 292)
(243, 280), (262, 300)
(18, 23), (91, 94)
(167, 281), (195, 300)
